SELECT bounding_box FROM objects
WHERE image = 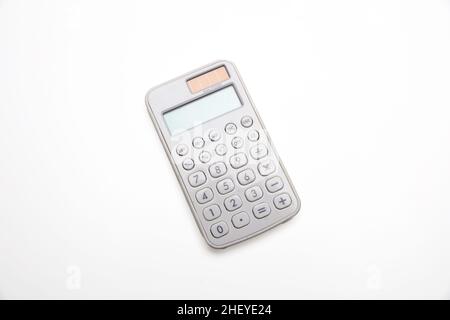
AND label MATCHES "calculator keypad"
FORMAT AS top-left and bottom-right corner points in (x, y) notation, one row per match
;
(174, 113), (298, 247)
